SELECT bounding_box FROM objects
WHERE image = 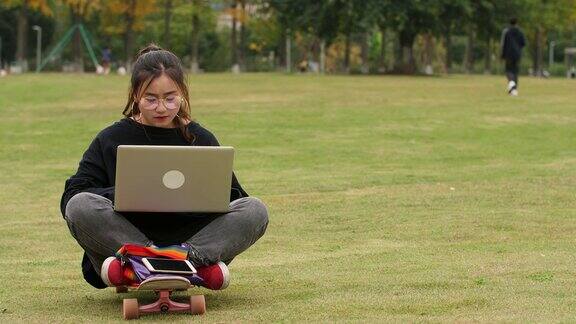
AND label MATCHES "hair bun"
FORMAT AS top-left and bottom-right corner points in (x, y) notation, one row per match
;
(135, 43), (163, 60)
